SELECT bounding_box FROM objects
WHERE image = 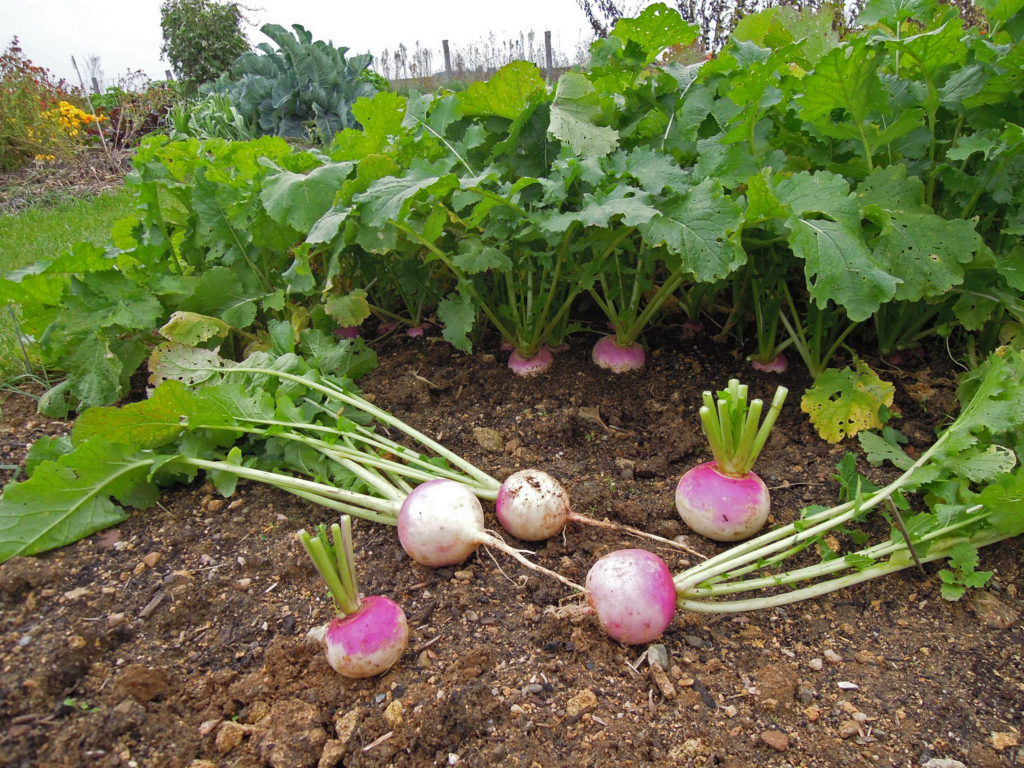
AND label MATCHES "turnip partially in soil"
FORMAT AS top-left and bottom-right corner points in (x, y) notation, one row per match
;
(508, 347), (554, 376)
(297, 517), (409, 677)
(591, 334), (645, 373)
(675, 379), (788, 542)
